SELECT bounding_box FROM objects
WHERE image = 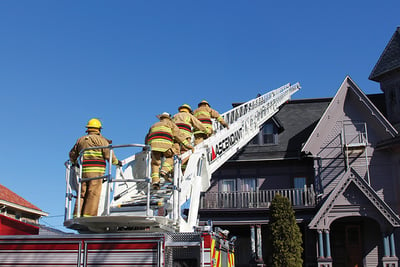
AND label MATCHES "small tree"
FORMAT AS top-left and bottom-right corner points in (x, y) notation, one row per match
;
(269, 194), (303, 267)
